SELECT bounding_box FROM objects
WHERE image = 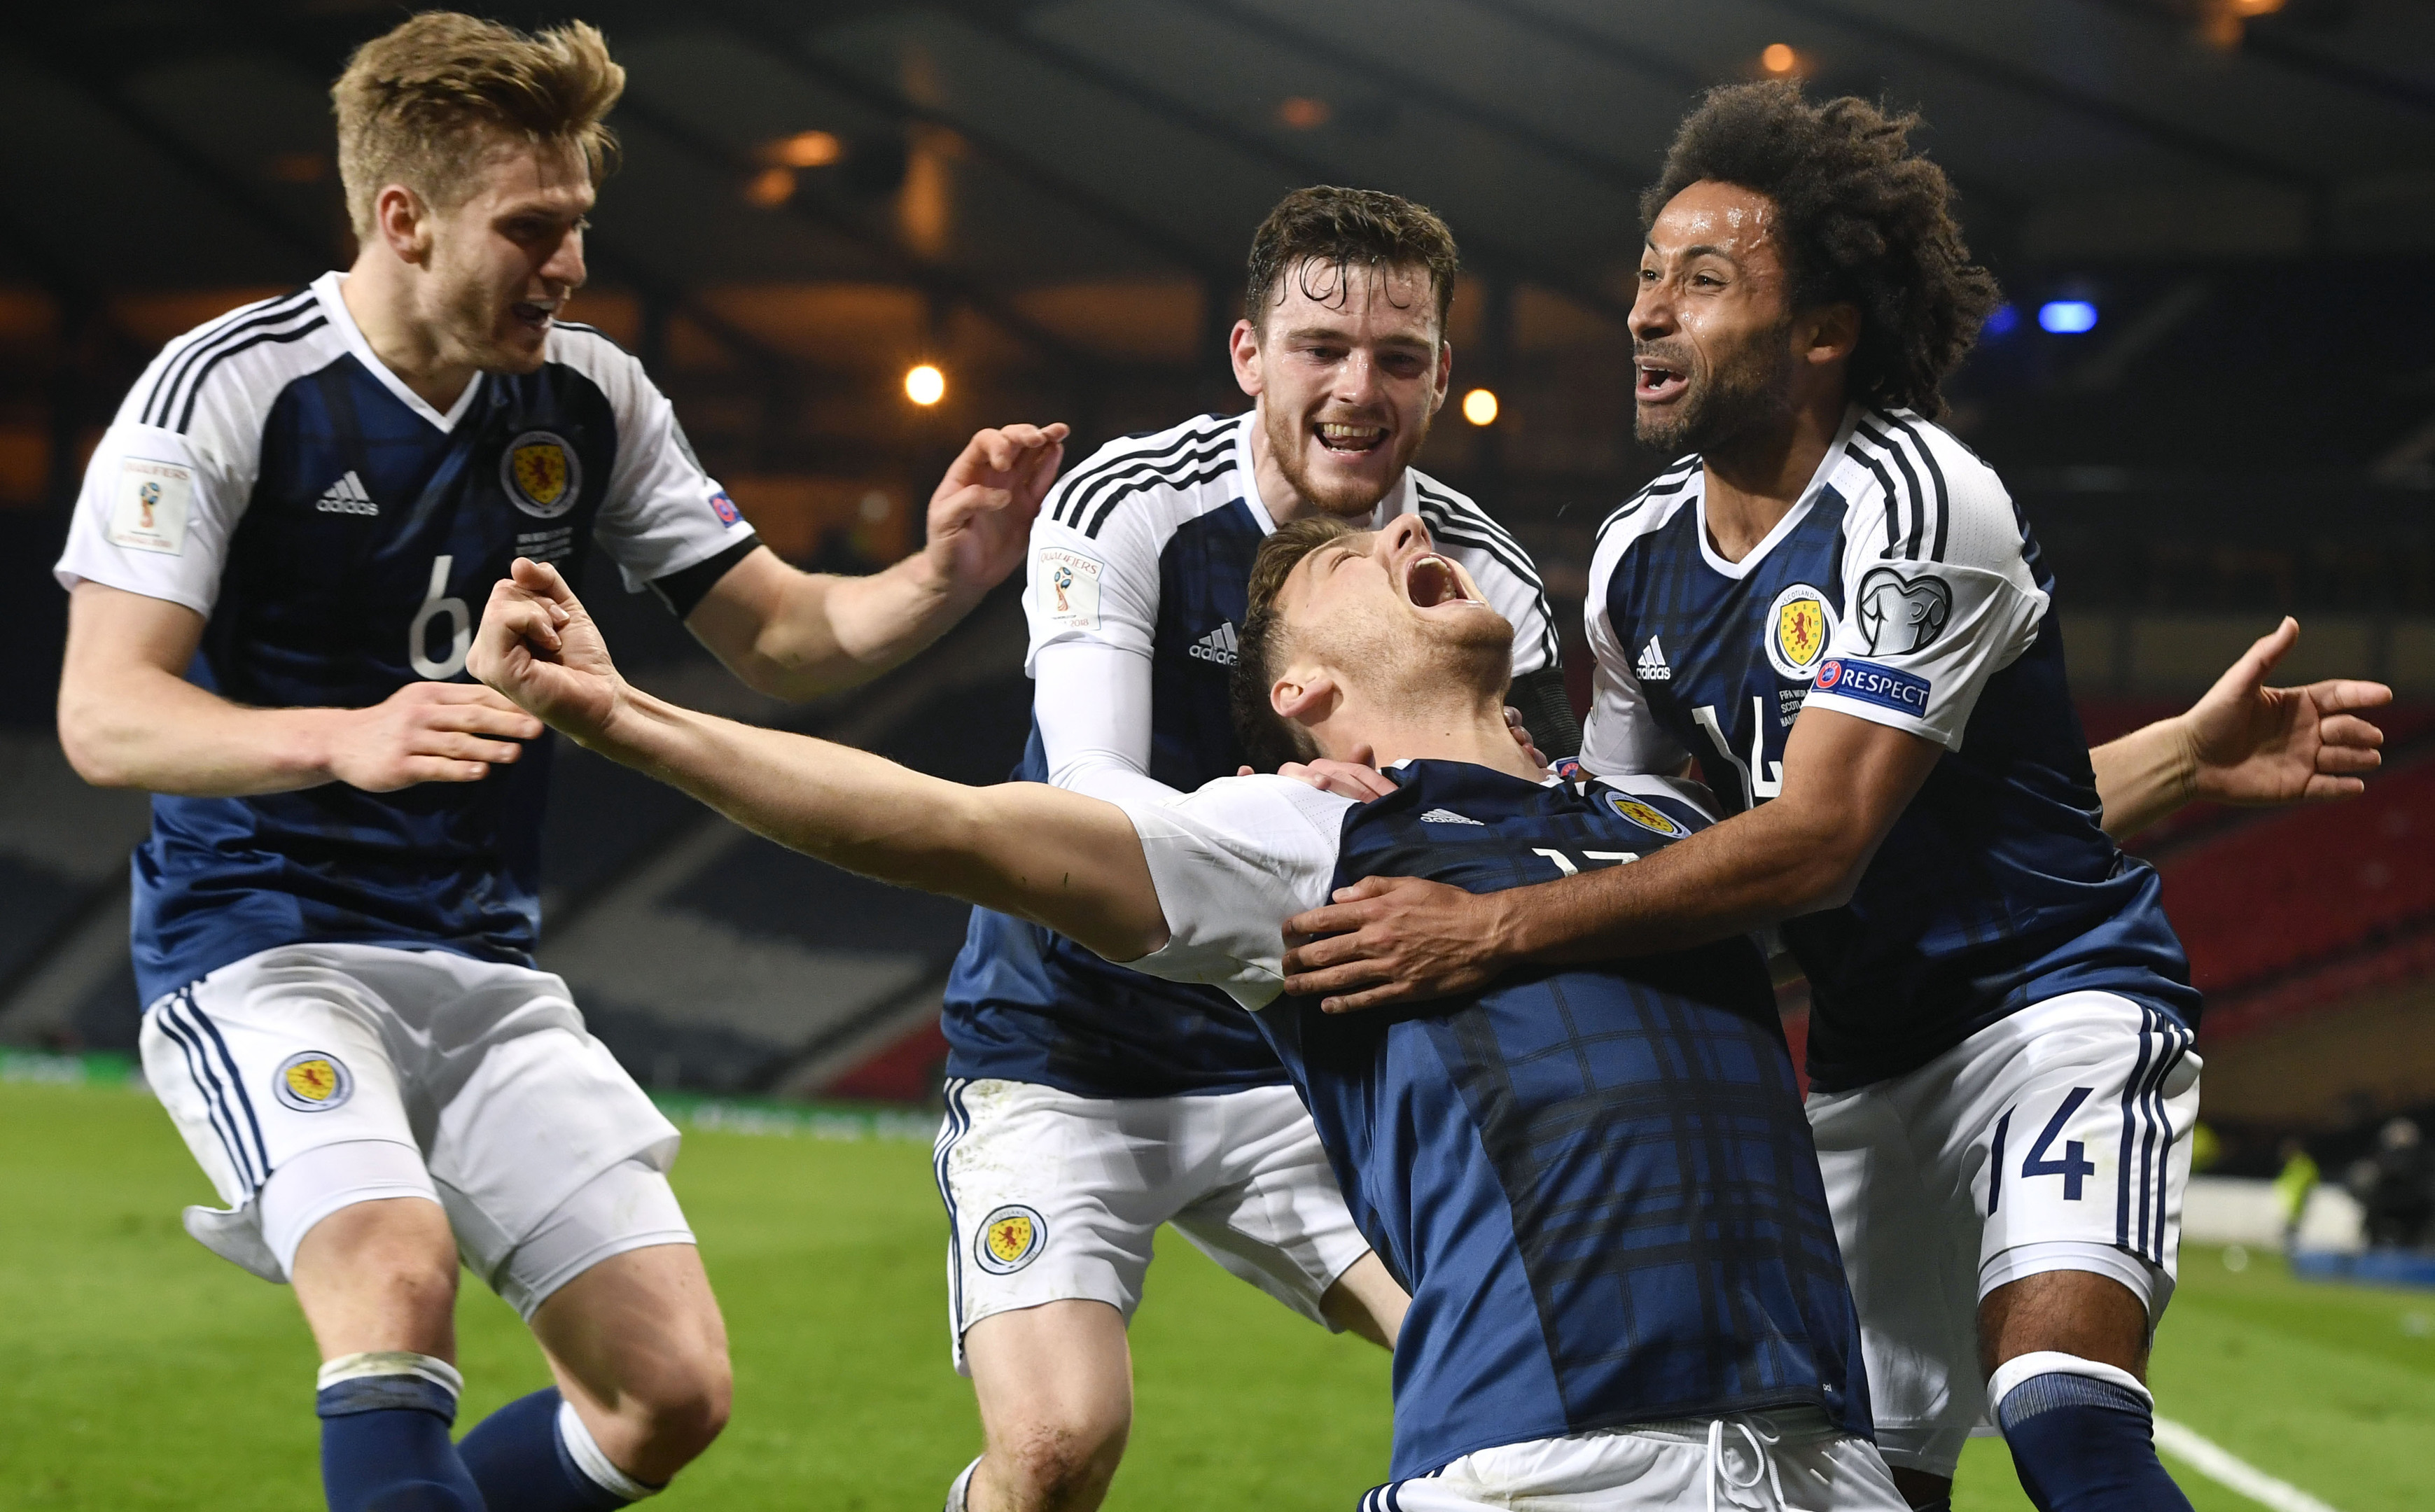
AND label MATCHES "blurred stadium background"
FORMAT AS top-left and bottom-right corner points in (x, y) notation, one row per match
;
(0, 3), (2431, 1505)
